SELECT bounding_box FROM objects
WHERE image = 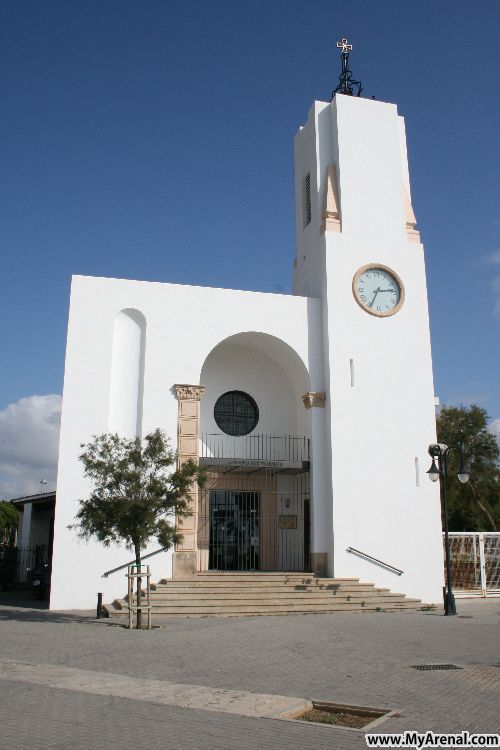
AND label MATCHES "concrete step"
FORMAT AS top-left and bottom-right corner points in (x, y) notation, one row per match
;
(157, 575), (360, 584)
(125, 592), (409, 604)
(106, 600), (424, 617)
(105, 573), (427, 618)
(146, 585), (385, 595)
(154, 581), (377, 590)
